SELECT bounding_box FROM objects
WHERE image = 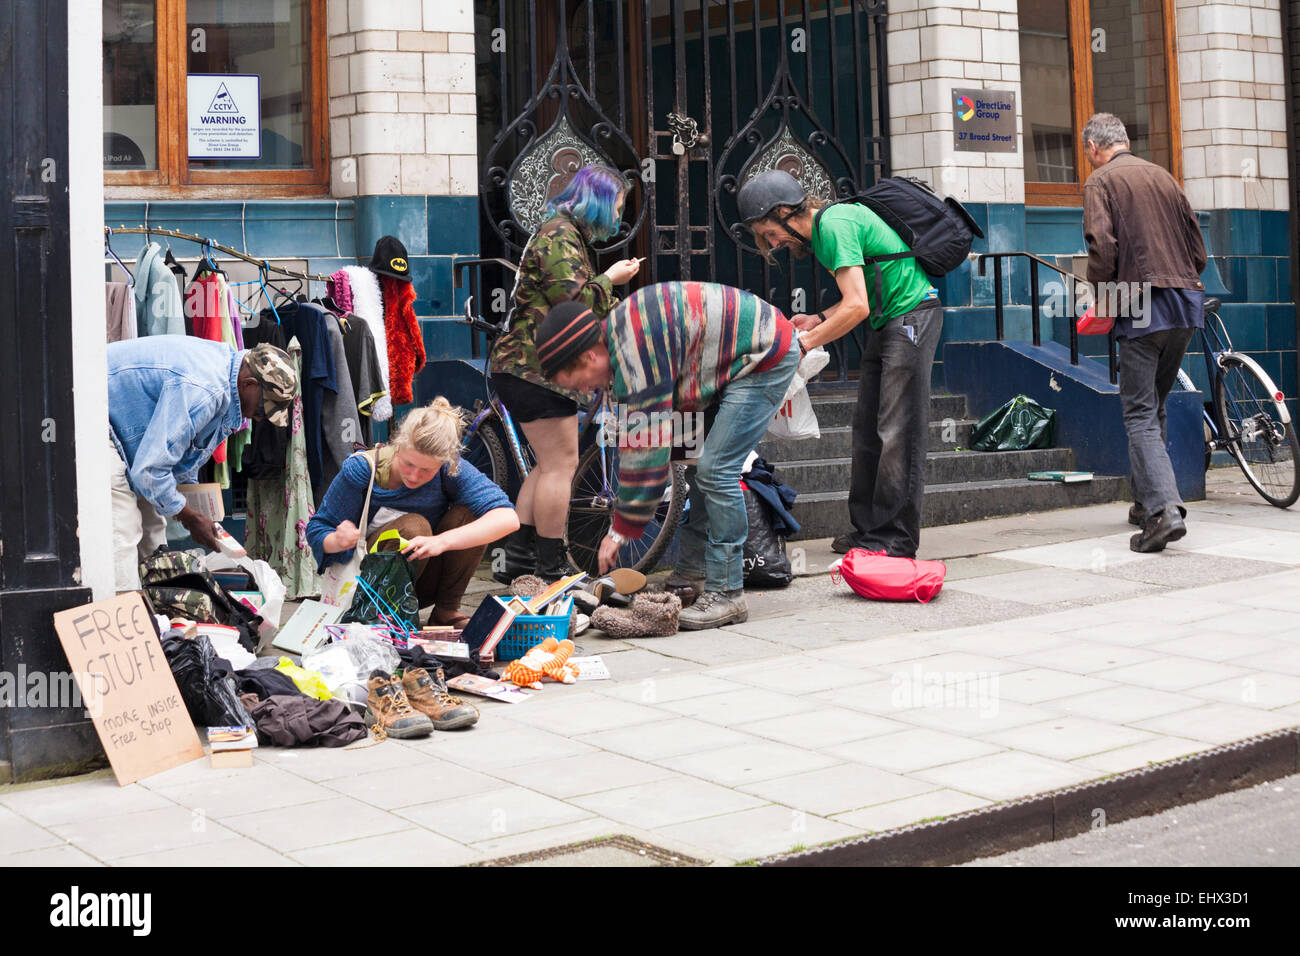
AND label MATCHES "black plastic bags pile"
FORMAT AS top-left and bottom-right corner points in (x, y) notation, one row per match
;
(162, 632), (254, 728)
